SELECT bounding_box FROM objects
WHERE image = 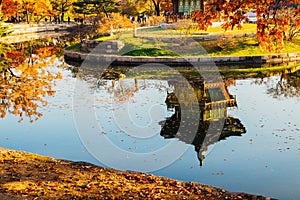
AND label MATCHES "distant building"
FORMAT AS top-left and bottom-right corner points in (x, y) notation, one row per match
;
(173, 0), (204, 16)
